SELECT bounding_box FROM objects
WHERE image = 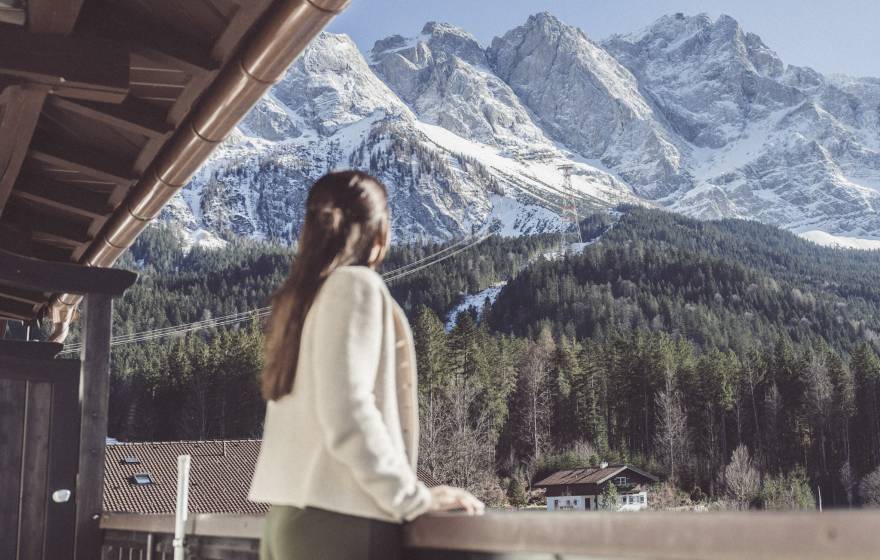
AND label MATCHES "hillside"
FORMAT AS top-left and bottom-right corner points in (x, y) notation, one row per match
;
(101, 208), (880, 507)
(488, 207), (880, 354)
